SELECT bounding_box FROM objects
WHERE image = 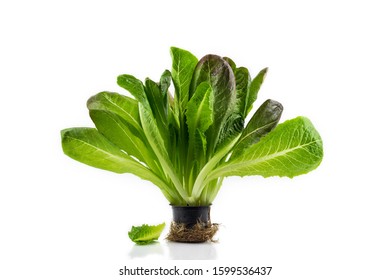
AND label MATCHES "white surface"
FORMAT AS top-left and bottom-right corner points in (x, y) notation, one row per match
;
(1, 0), (389, 279)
